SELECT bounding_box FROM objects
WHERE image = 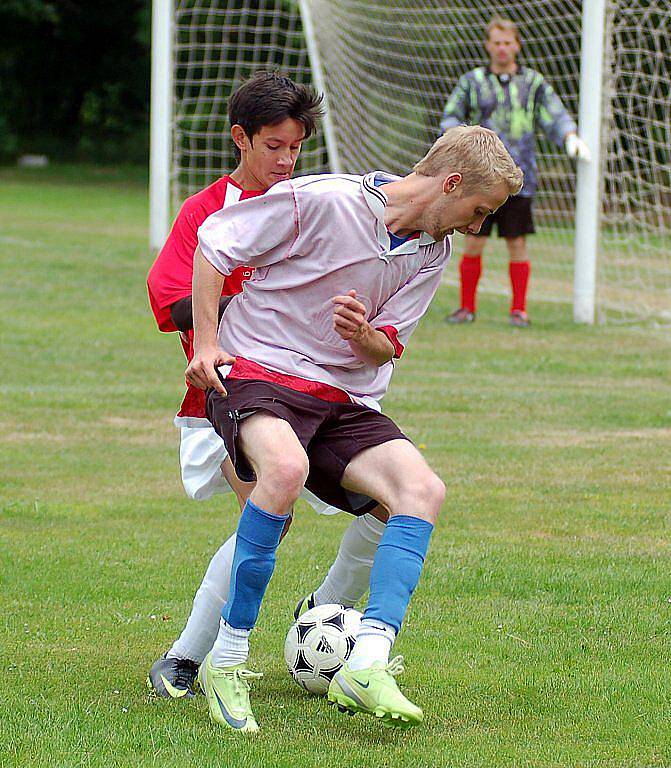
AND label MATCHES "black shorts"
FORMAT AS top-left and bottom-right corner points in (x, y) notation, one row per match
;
(206, 379), (409, 516)
(478, 194), (534, 239)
